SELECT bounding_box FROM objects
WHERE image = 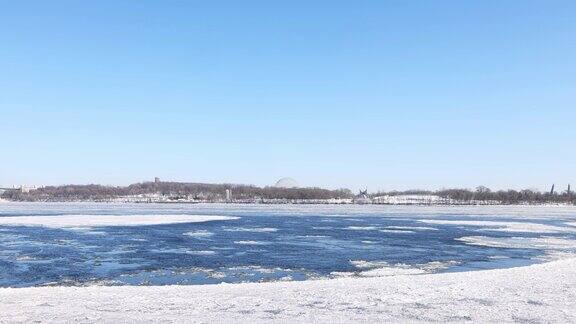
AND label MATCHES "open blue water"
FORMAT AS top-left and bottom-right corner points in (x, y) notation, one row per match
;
(1, 203), (575, 287)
